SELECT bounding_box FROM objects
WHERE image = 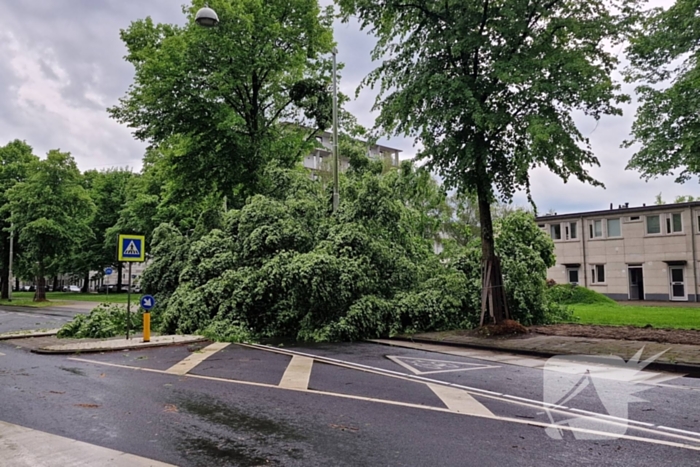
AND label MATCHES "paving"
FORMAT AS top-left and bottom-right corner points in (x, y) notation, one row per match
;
(1, 339), (699, 465)
(396, 330), (700, 373)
